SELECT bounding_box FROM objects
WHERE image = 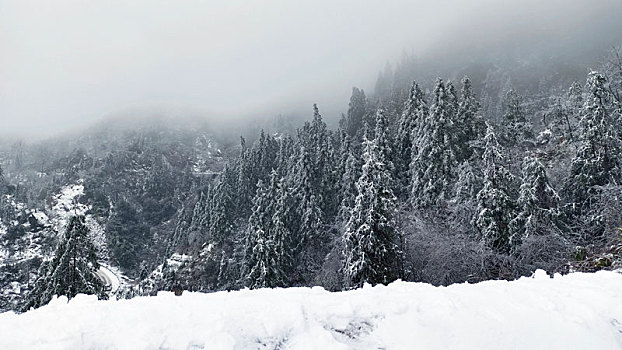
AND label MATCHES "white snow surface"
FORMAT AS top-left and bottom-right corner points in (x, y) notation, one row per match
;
(50, 180), (89, 233)
(1, 270), (622, 350)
